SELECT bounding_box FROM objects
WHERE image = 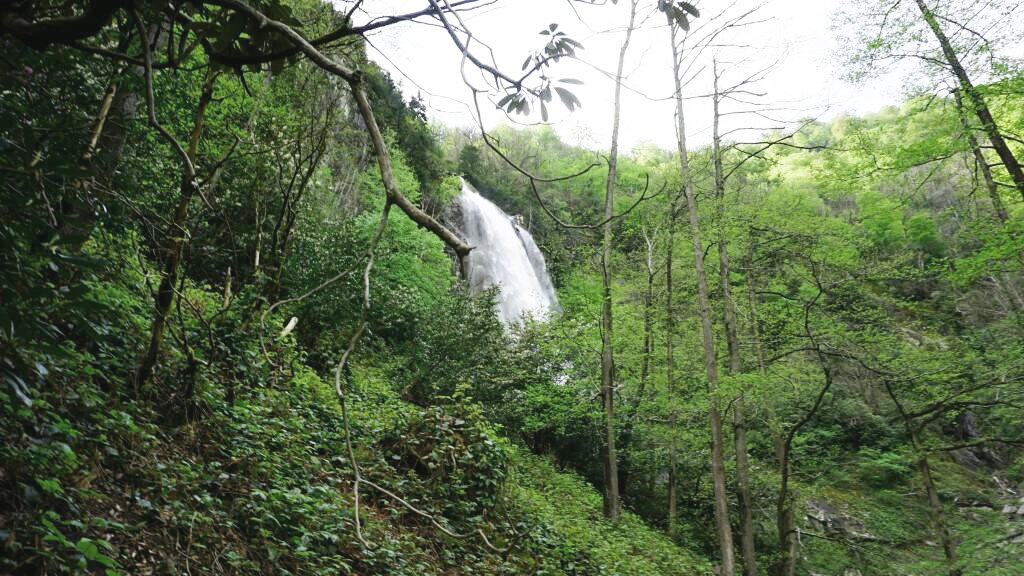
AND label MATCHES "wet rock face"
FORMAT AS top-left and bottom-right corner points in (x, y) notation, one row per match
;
(948, 411), (1000, 470)
(440, 194), (466, 239)
(806, 499), (846, 535)
(995, 491), (1024, 551)
(805, 499), (871, 539)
